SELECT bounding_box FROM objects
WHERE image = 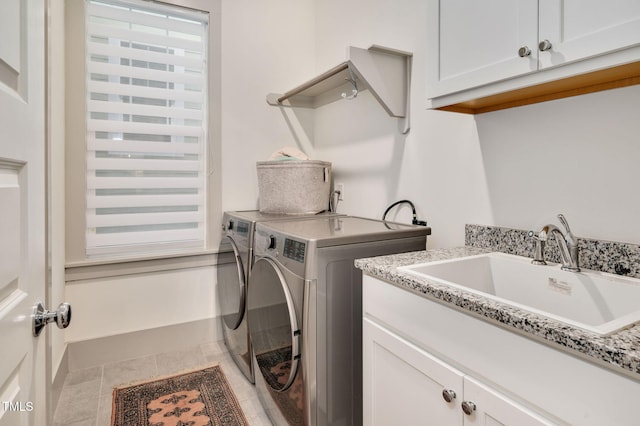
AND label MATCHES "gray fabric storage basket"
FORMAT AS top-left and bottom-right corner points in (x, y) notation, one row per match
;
(256, 160), (332, 214)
